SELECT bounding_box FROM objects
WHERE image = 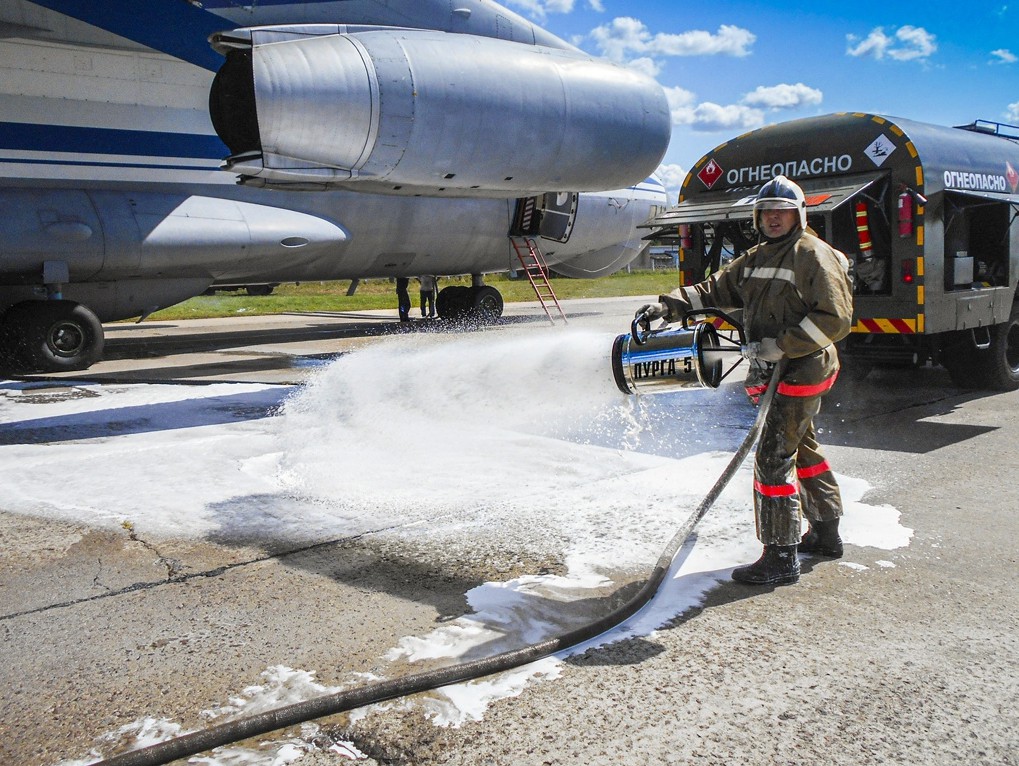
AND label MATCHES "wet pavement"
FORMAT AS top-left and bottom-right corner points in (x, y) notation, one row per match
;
(2, 296), (1018, 766)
